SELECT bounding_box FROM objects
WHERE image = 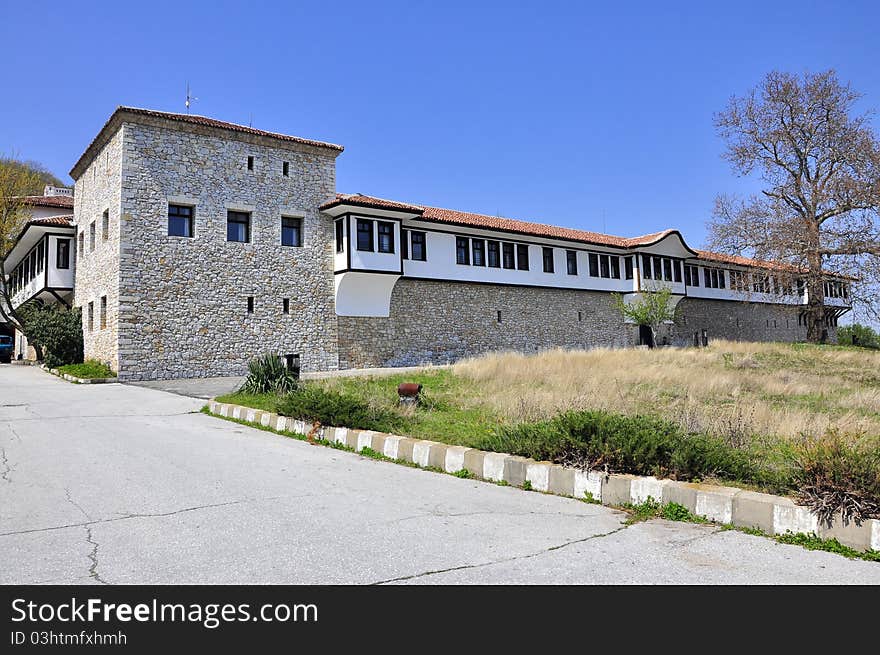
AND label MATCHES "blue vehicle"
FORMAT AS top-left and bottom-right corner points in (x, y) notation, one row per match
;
(0, 335), (13, 363)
